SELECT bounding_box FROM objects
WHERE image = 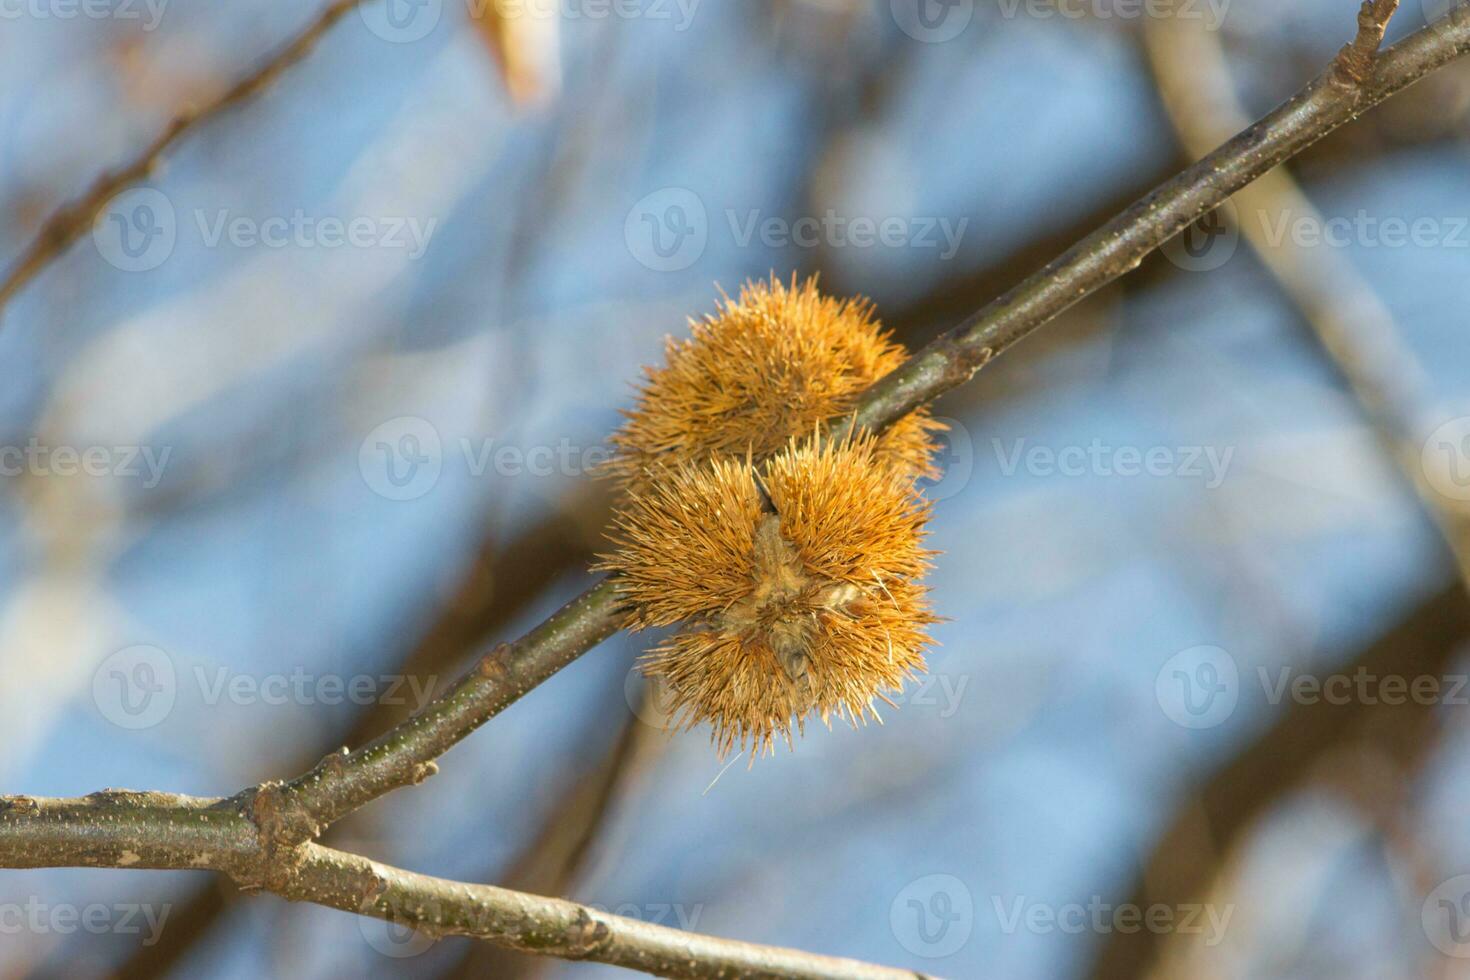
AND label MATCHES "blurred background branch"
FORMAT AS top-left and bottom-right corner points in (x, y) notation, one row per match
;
(0, 0), (369, 315)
